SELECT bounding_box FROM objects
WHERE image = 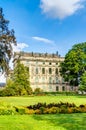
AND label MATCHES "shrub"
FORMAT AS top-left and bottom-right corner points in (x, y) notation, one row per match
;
(0, 108), (16, 115)
(48, 107), (58, 114)
(59, 106), (68, 114)
(15, 107), (26, 114)
(26, 109), (35, 114)
(27, 102), (46, 110)
(34, 88), (43, 95)
(40, 107), (45, 114)
(0, 101), (16, 115)
(34, 109), (41, 114)
(27, 102), (86, 114)
(67, 107), (73, 114)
